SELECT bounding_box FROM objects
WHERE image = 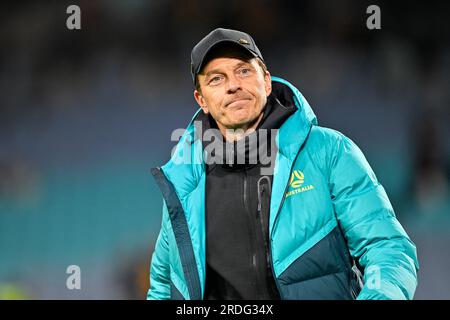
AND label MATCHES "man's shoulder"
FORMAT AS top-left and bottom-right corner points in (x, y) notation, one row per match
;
(306, 125), (347, 148)
(306, 125), (369, 171)
(302, 125), (362, 165)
